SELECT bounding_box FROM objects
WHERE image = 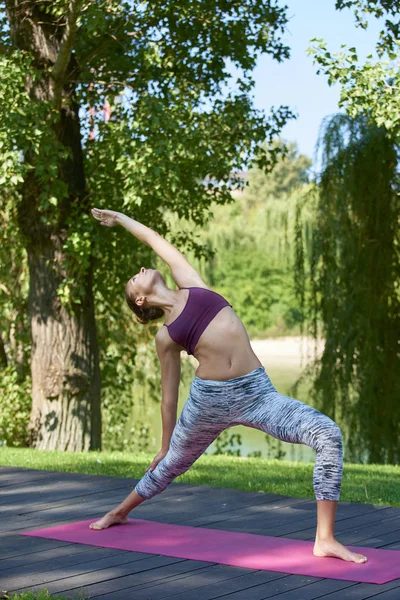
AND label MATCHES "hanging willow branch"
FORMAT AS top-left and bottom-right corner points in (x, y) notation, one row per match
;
(298, 113), (400, 464)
